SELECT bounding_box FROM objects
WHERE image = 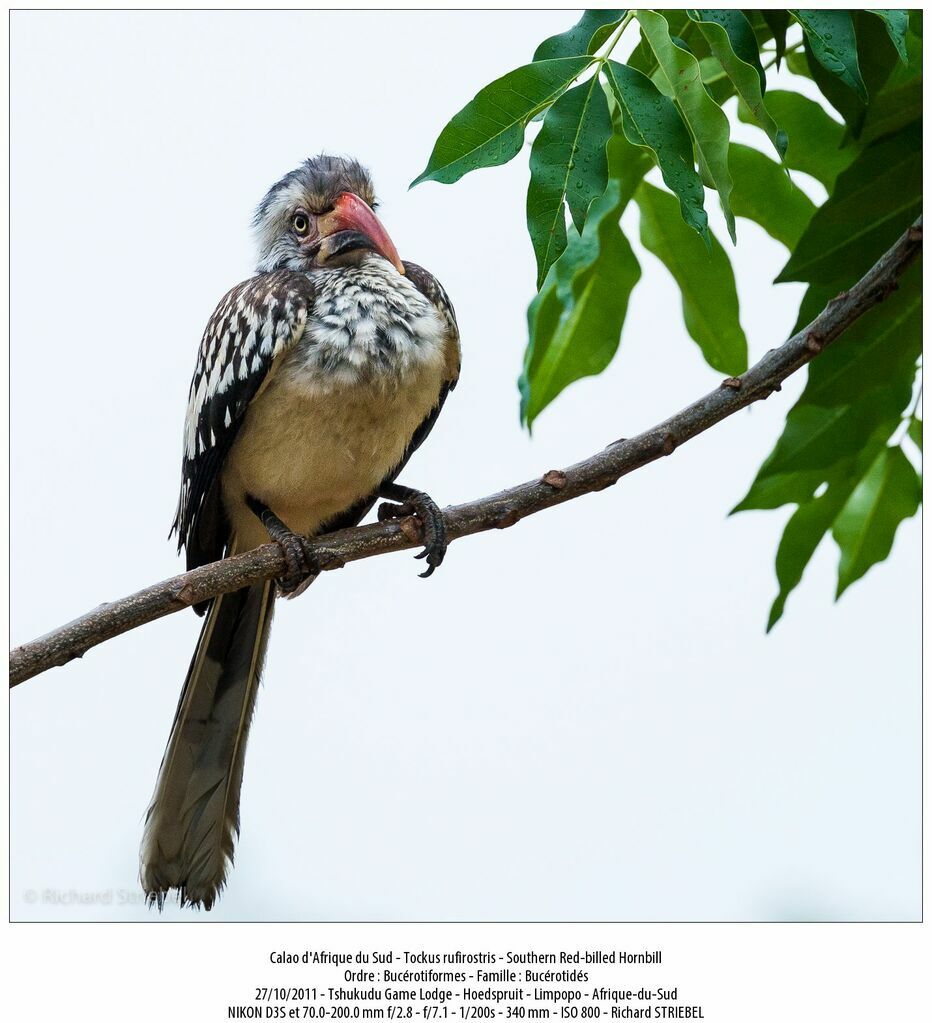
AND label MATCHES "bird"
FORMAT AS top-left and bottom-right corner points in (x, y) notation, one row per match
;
(139, 154), (460, 910)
